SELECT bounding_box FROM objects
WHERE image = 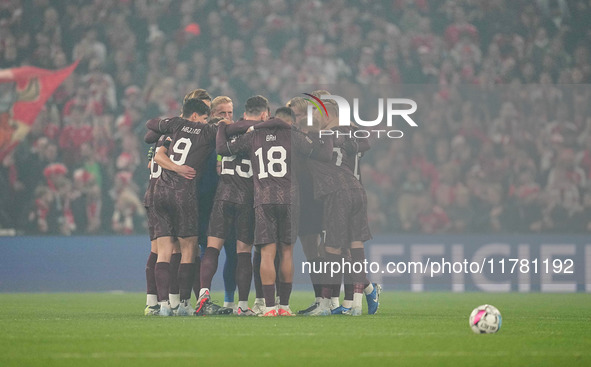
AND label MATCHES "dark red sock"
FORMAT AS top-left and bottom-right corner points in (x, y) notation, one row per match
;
(333, 257), (351, 297)
(154, 262), (170, 302)
(274, 254), (281, 288)
(236, 253), (252, 302)
(325, 253), (342, 285)
(344, 257), (354, 300)
(192, 257), (201, 298)
(321, 286), (332, 299)
(278, 282), (292, 305)
(344, 273), (354, 301)
(331, 284), (341, 298)
(350, 248), (370, 288)
(169, 253), (181, 294)
(331, 269), (342, 298)
(145, 252), (158, 297)
(322, 253), (342, 298)
(178, 263), (196, 301)
(310, 258), (323, 298)
(313, 283), (322, 299)
(200, 247), (220, 289)
(354, 283), (365, 294)
(263, 284), (275, 307)
(253, 251), (263, 298)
